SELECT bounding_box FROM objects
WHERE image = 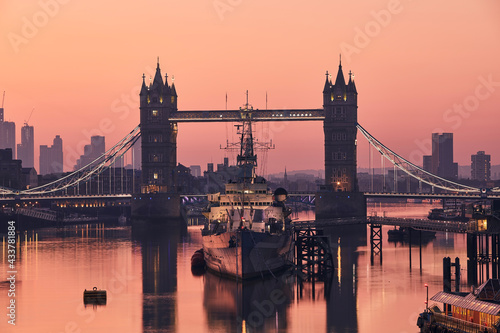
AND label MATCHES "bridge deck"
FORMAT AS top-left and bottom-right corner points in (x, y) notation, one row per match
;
(367, 216), (469, 233)
(291, 216), (471, 233)
(169, 109), (325, 122)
